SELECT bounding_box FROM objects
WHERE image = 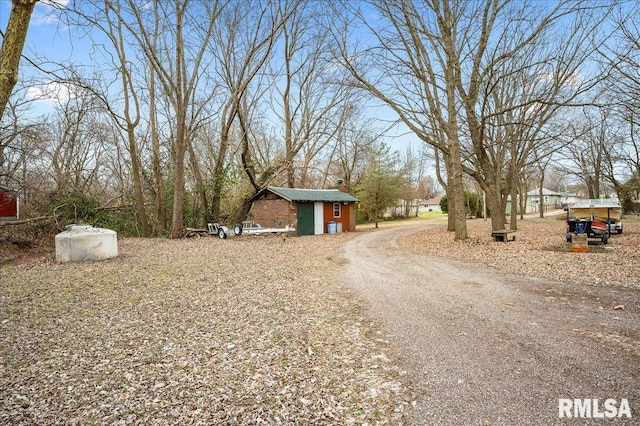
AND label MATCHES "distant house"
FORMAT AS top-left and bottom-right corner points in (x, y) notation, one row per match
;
(505, 188), (576, 214)
(0, 188), (19, 220)
(524, 188), (564, 213)
(417, 196), (442, 214)
(249, 187), (359, 236)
